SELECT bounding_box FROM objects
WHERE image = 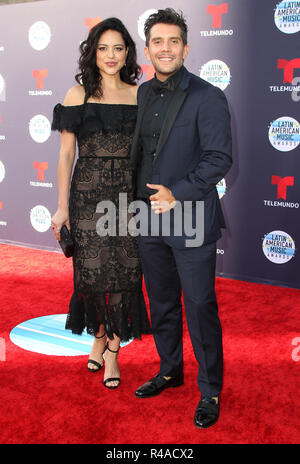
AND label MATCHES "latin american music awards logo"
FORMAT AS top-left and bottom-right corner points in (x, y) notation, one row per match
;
(274, 1), (300, 34)
(0, 74), (5, 101)
(9, 314), (132, 356)
(262, 230), (296, 264)
(268, 116), (300, 151)
(28, 21), (51, 51)
(0, 115), (5, 141)
(217, 178), (226, 198)
(0, 160), (5, 183)
(30, 205), (52, 232)
(200, 59), (231, 90)
(29, 115), (51, 143)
